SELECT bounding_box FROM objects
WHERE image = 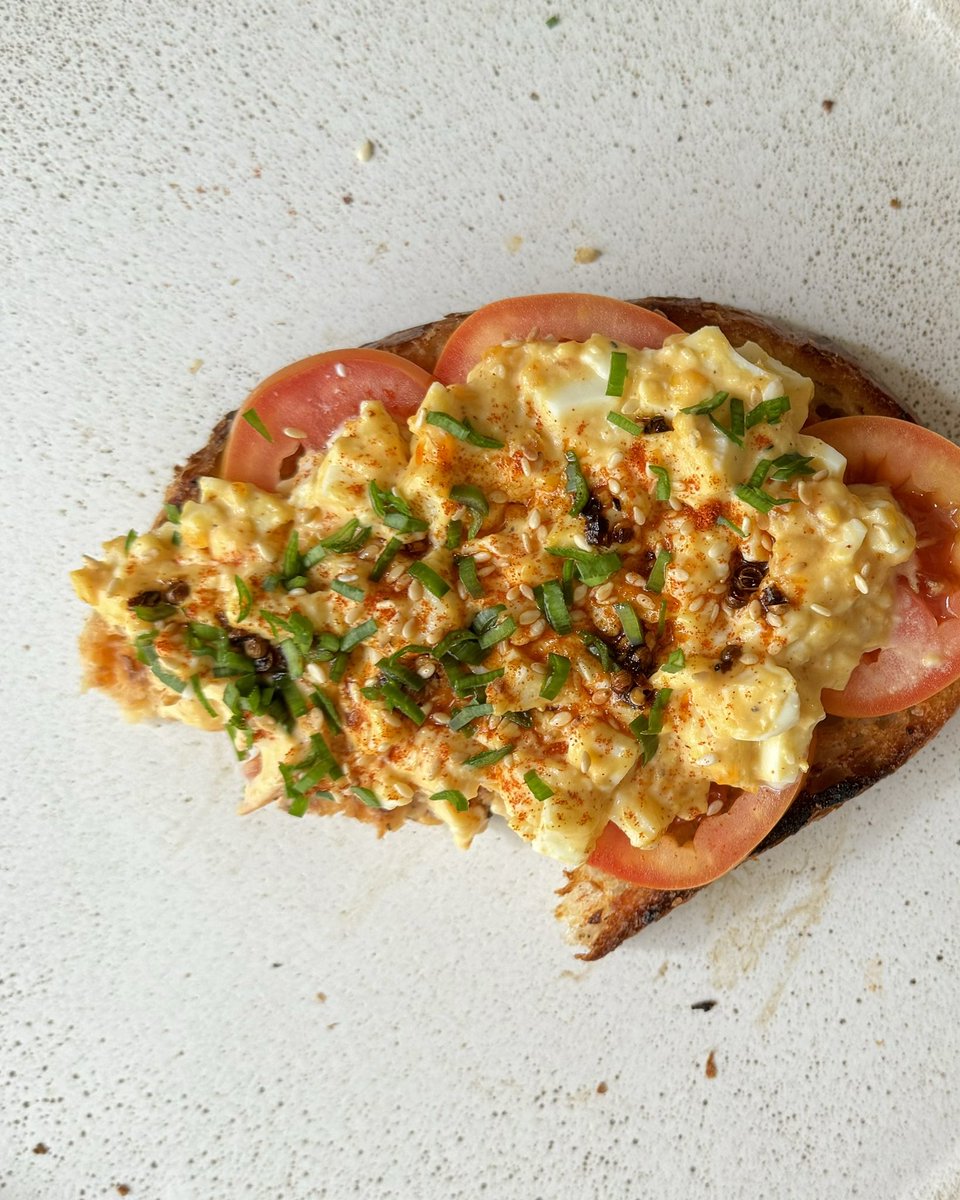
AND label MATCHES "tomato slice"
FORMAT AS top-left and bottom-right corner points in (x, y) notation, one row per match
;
(587, 778), (804, 890)
(221, 349), (436, 491)
(433, 293), (683, 384)
(807, 416), (960, 717)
